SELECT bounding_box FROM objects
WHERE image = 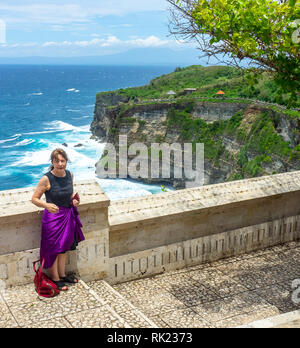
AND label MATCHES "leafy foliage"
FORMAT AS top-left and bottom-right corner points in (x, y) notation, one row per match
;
(169, 0), (300, 107)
